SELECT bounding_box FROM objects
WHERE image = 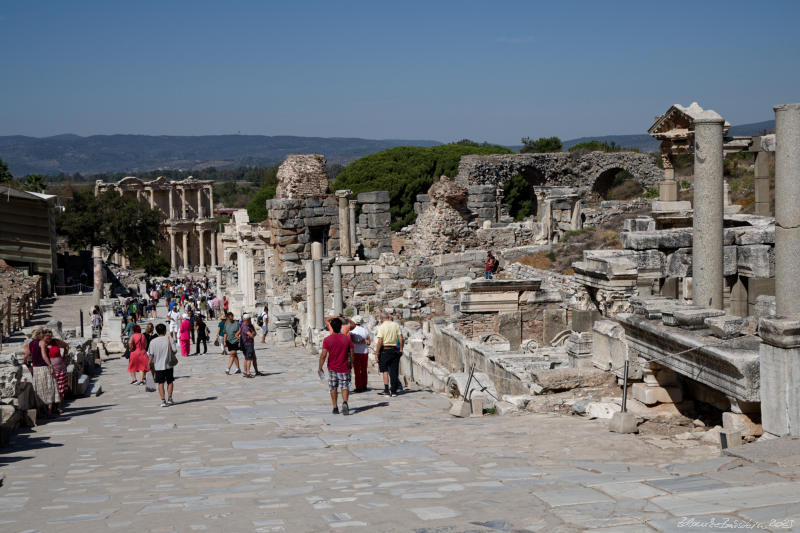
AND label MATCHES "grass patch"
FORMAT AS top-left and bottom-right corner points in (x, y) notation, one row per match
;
(642, 188), (659, 199)
(559, 226), (595, 243)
